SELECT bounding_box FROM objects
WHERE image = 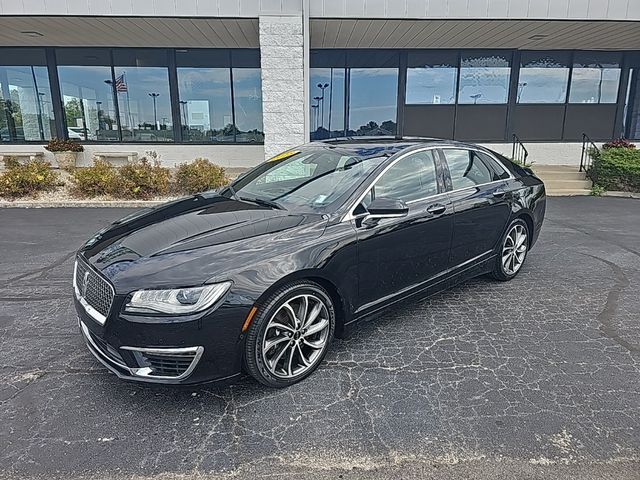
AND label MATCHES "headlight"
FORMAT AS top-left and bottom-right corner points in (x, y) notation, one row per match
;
(124, 282), (231, 315)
